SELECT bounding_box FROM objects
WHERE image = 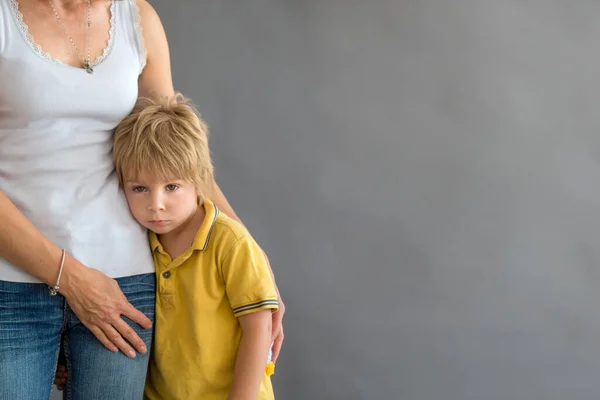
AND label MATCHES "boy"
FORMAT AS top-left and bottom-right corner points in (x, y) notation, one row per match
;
(115, 94), (278, 399)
